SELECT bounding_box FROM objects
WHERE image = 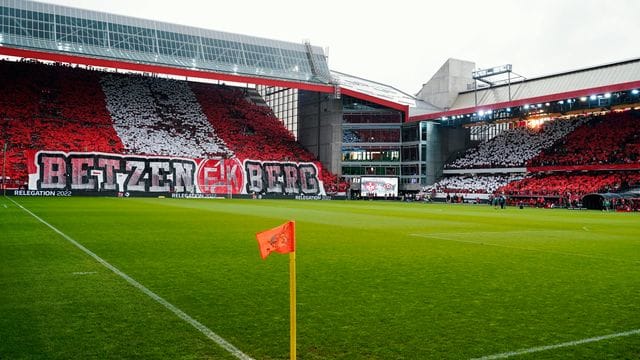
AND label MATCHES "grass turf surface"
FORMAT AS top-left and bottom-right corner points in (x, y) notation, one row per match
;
(1, 197), (639, 359)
